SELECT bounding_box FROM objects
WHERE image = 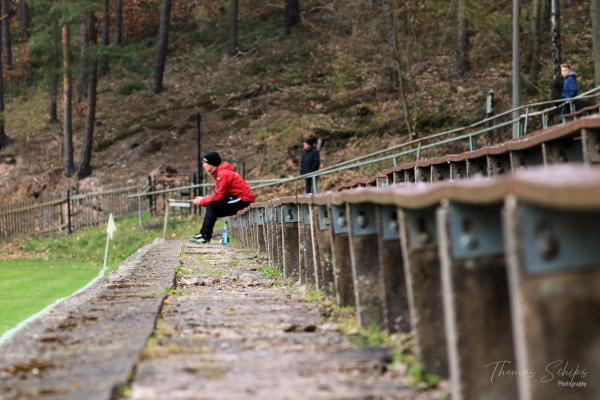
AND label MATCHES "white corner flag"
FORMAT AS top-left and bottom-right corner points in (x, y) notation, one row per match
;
(107, 213), (117, 240)
(102, 213), (117, 276)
